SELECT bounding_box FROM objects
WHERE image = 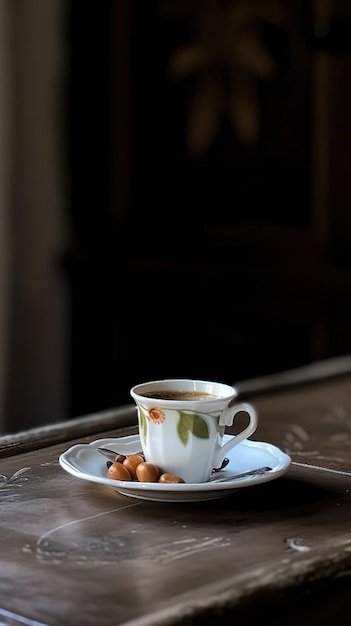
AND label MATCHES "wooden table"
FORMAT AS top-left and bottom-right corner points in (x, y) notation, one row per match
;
(1, 357), (351, 626)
